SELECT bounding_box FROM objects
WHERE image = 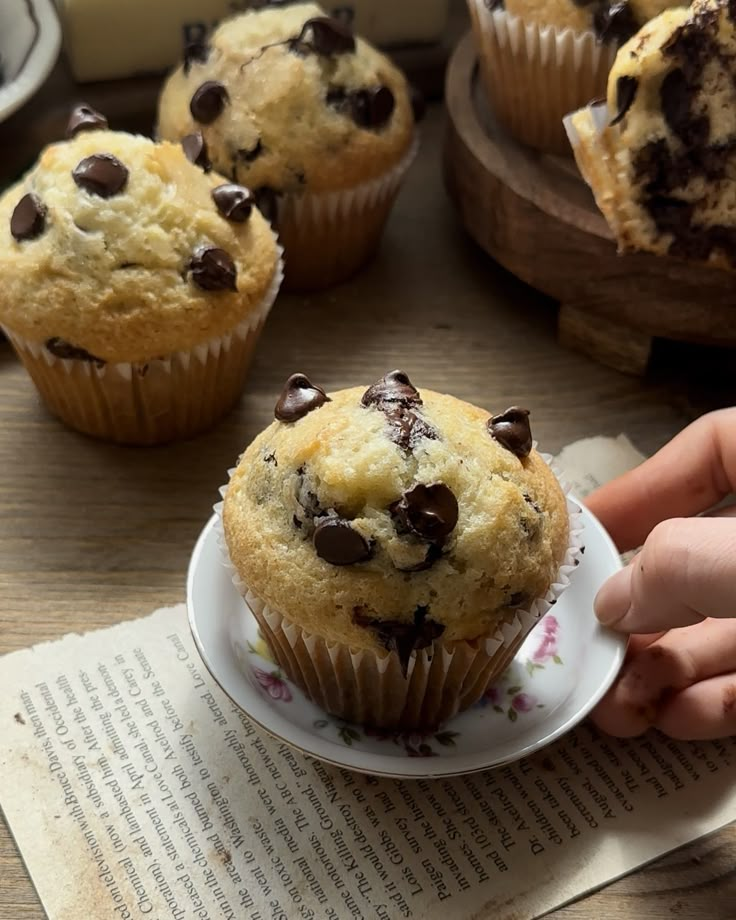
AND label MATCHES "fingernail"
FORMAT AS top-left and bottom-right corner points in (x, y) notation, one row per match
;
(594, 565), (633, 627)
